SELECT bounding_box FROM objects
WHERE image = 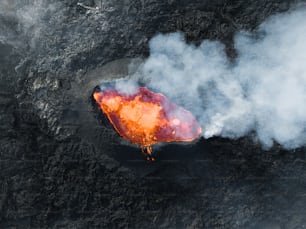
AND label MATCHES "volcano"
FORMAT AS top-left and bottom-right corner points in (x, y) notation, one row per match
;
(1, 0), (305, 228)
